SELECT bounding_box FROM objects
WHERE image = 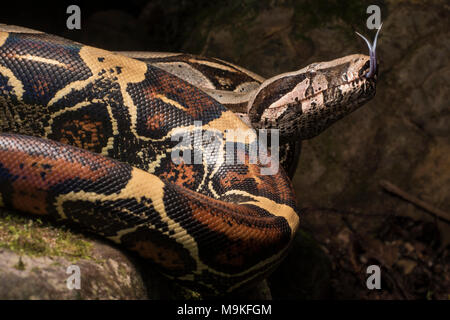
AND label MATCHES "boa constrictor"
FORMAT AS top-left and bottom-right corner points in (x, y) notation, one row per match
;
(0, 24), (379, 294)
